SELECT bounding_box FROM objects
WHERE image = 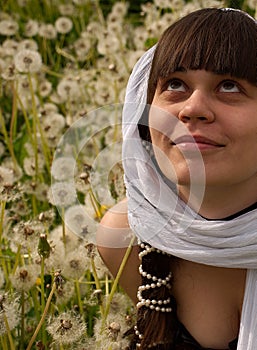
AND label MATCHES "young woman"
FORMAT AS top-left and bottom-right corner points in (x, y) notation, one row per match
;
(97, 8), (257, 350)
